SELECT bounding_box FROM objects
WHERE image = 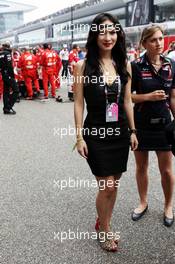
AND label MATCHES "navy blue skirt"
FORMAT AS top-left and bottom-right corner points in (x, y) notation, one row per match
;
(136, 129), (171, 151)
